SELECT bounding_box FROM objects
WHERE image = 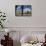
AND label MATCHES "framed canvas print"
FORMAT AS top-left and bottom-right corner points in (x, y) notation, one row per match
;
(15, 5), (32, 16)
